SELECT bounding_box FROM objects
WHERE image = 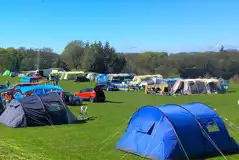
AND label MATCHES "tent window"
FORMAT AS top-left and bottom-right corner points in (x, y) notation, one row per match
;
(206, 120), (220, 133)
(48, 102), (61, 111)
(147, 123), (155, 135)
(164, 87), (169, 93)
(136, 122), (155, 135)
